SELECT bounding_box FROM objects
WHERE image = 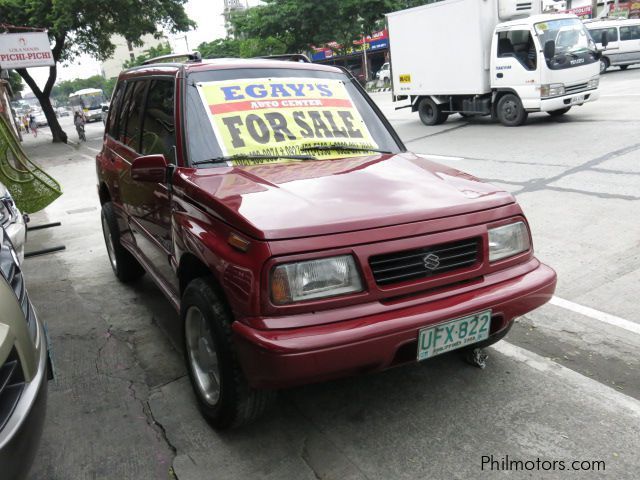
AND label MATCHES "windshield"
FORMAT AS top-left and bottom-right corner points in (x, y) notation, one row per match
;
(534, 18), (597, 70)
(185, 68), (402, 167)
(535, 18), (595, 54)
(70, 92), (105, 110)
